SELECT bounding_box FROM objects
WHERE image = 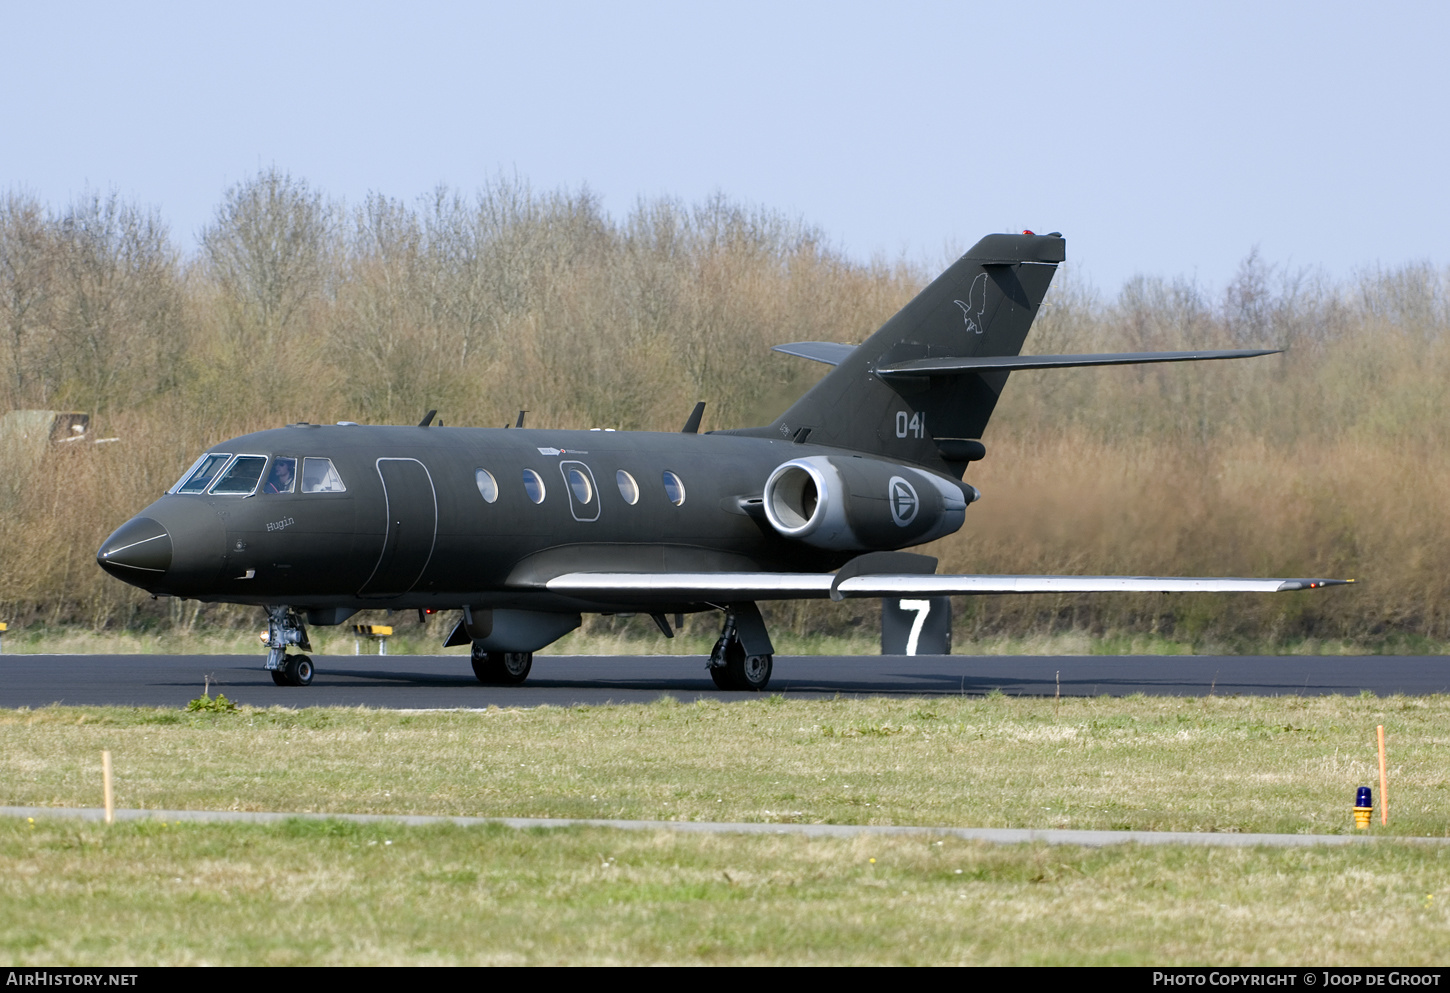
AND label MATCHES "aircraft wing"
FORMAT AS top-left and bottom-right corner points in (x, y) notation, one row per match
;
(545, 572), (1351, 602)
(547, 572), (834, 600)
(833, 575), (1348, 595)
